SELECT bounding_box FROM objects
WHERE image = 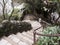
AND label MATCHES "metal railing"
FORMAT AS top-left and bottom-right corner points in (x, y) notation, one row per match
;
(33, 26), (42, 44)
(33, 26), (60, 45)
